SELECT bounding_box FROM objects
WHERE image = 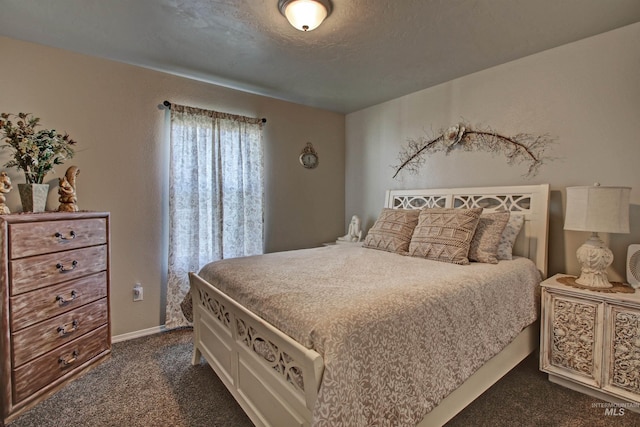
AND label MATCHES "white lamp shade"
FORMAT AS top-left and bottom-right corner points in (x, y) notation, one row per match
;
(564, 185), (631, 233)
(281, 0), (329, 31)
